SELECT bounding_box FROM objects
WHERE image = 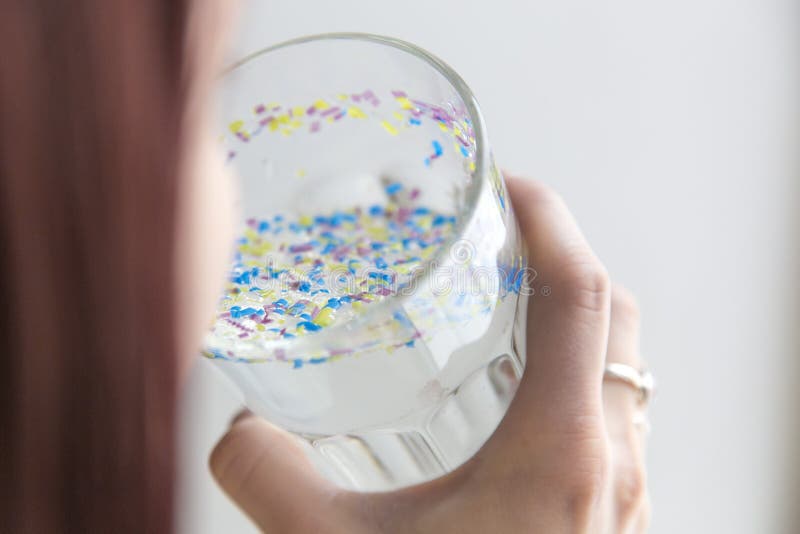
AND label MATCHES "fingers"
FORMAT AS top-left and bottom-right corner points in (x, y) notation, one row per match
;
(460, 177), (611, 528)
(604, 285), (643, 432)
(603, 285), (649, 533)
(490, 177), (611, 446)
(209, 413), (366, 533)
